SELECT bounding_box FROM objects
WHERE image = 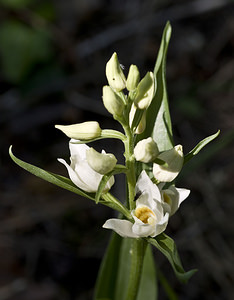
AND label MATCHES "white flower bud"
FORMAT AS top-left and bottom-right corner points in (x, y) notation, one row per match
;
(55, 121), (101, 140)
(126, 65), (140, 91)
(129, 104), (146, 134)
(153, 145), (184, 182)
(134, 72), (155, 109)
(86, 147), (117, 175)
(134, 137), (159, 163)
(102, 85), (125, 118)
(106, 52), (126, 91)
